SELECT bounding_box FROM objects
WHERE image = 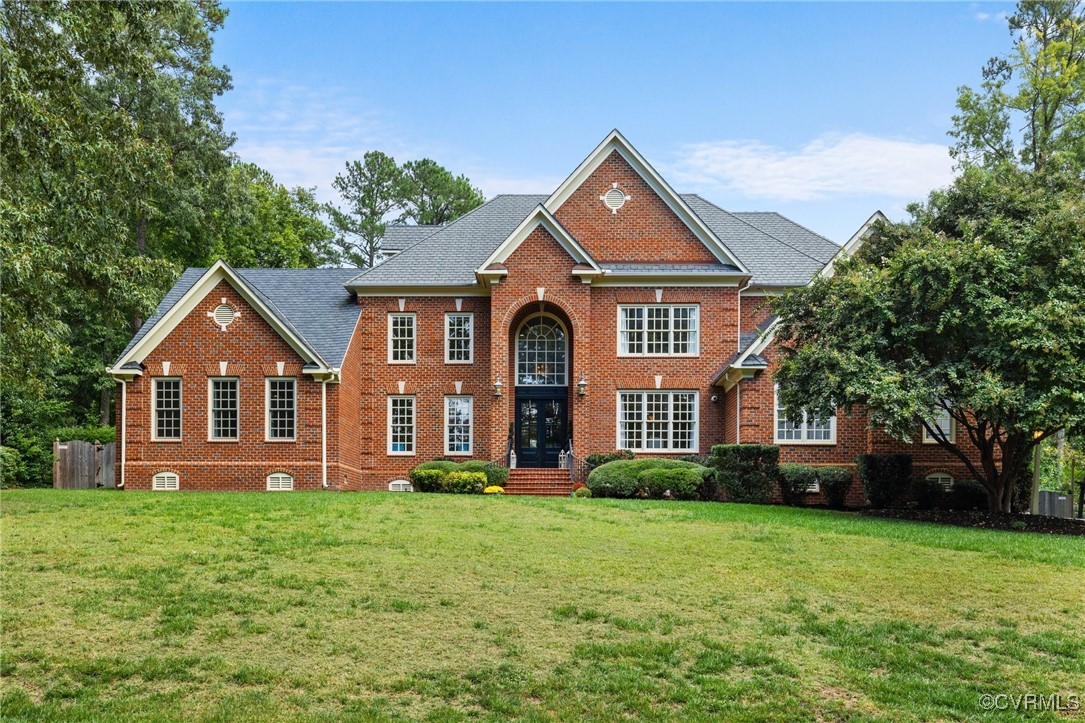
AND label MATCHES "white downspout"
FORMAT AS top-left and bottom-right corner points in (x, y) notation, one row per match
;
(321, 379), (328, 489)
(735, 279), (752, 446)
(118, 380), (127, 489)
